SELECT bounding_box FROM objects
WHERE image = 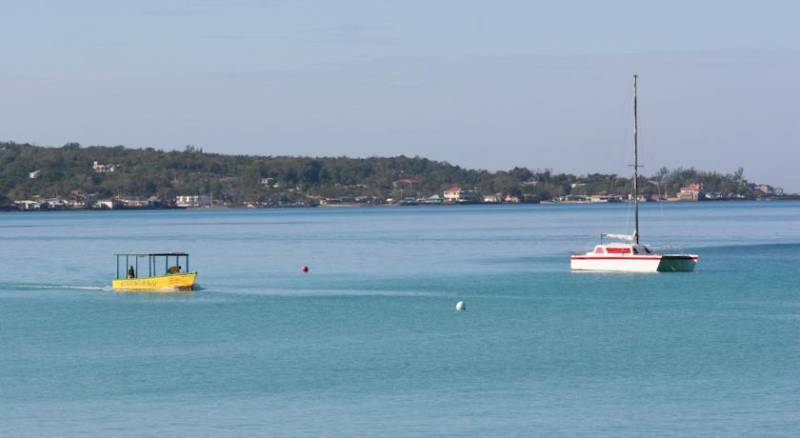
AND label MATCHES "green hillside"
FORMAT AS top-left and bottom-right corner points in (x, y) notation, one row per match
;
(0, 141), (779, 205)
